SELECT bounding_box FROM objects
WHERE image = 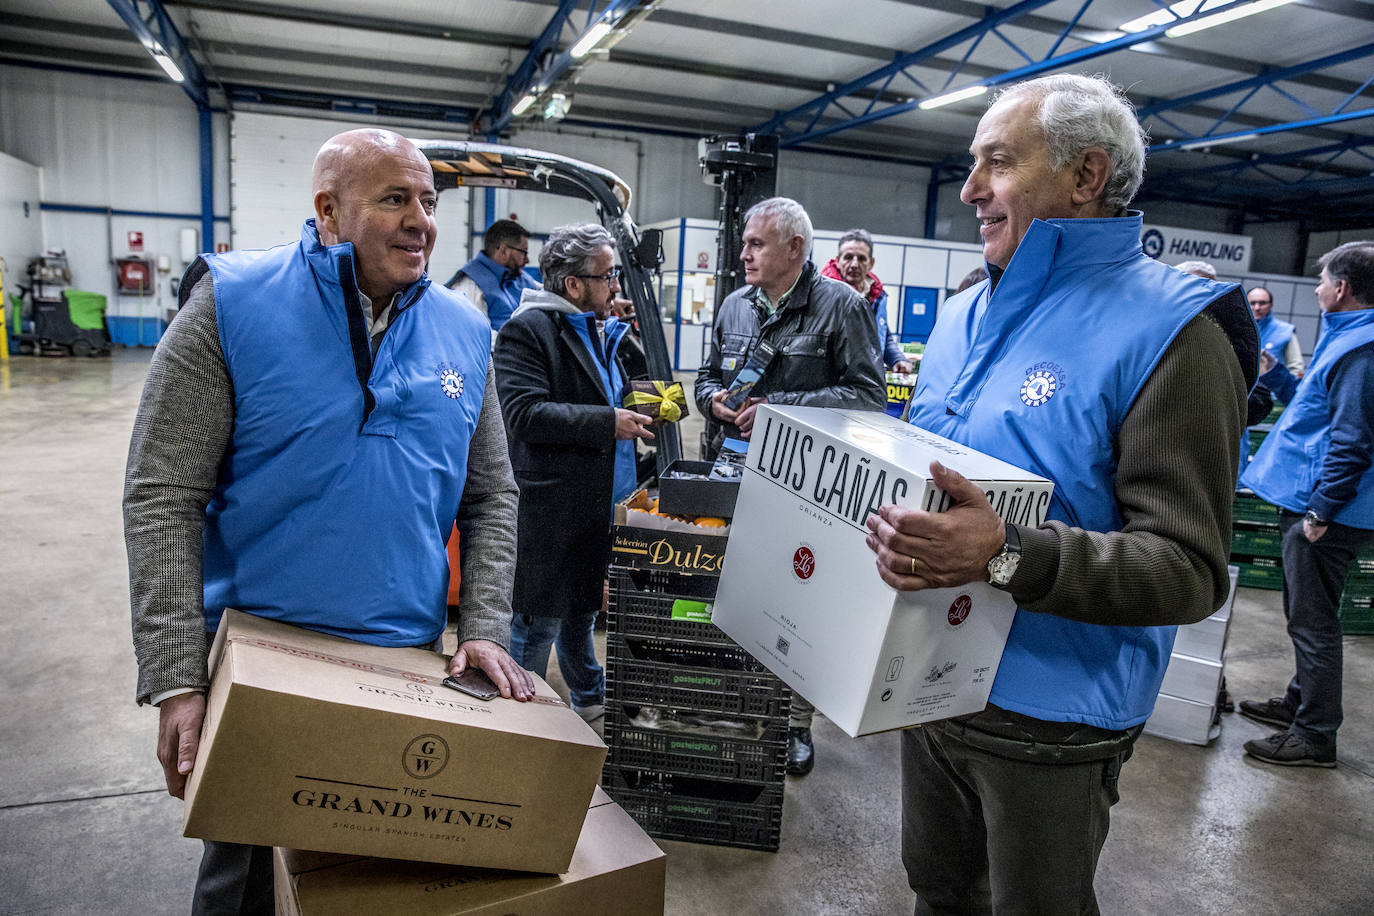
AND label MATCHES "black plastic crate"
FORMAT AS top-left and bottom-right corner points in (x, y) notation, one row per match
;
(608, 566), (729, 645)
(601, 766), (783, 852)
(1233, 492), (1282, 525)
(604, 702), (788, 784)
(609, 633), (770, 673)
(1232, 552), (1284, 591)
(658, 459), (740, 518)
(606, 652), (790, 719)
